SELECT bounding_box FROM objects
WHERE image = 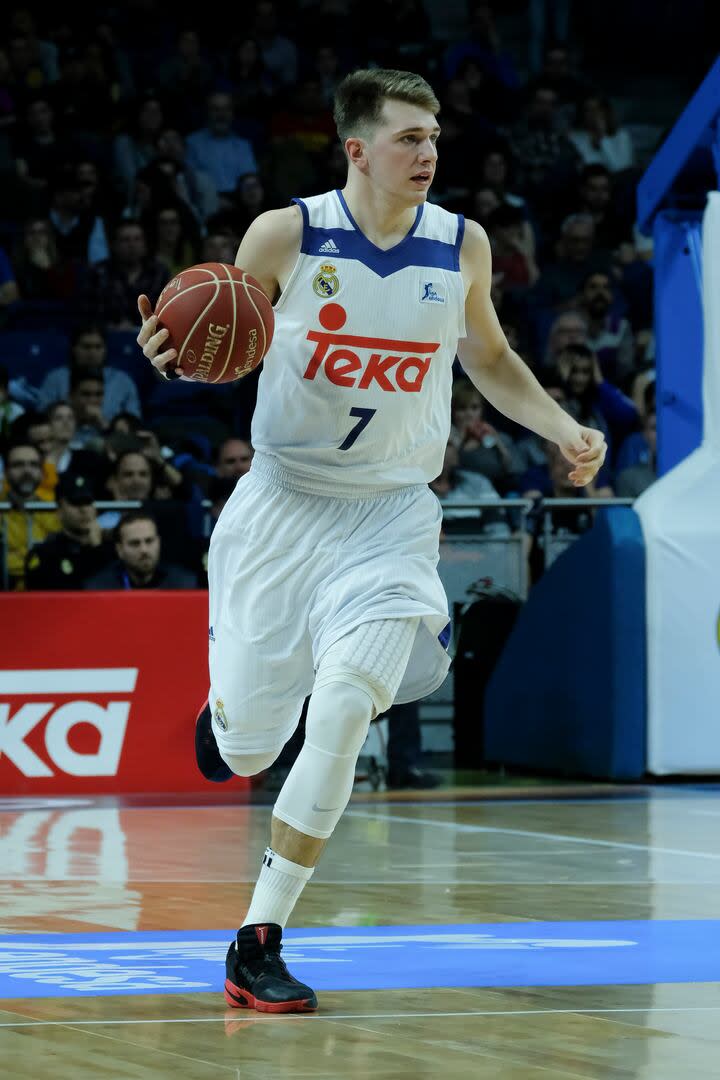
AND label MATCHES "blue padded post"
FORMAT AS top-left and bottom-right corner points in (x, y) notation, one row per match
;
(653, 211), (705, 474)
(484, 508), (646, 780)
